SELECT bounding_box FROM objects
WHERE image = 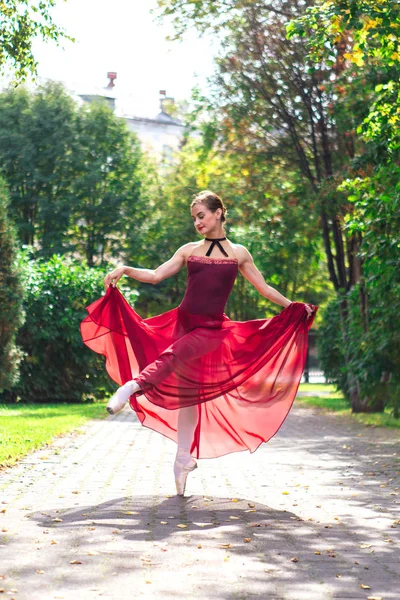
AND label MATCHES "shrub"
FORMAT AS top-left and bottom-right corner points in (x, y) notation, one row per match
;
(4, 255), (138, 403)
(0, 179), (25, 392)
